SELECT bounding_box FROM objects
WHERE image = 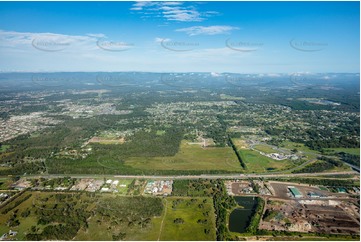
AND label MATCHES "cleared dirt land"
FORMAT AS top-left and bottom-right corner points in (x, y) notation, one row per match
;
(268, 181), (336, 200)
(260, 199), (360, 235)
